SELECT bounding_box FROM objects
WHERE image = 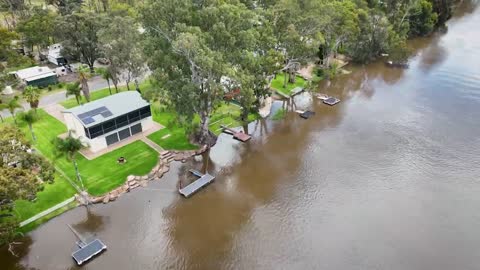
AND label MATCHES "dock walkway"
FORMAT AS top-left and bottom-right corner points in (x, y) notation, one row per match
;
(179, 170), (216, 198)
